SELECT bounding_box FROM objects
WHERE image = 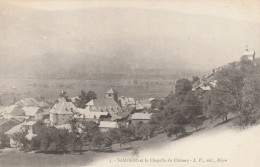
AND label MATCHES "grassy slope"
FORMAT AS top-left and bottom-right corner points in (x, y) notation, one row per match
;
(0, 116), (236, 167)
(91, 117), (260, 167)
